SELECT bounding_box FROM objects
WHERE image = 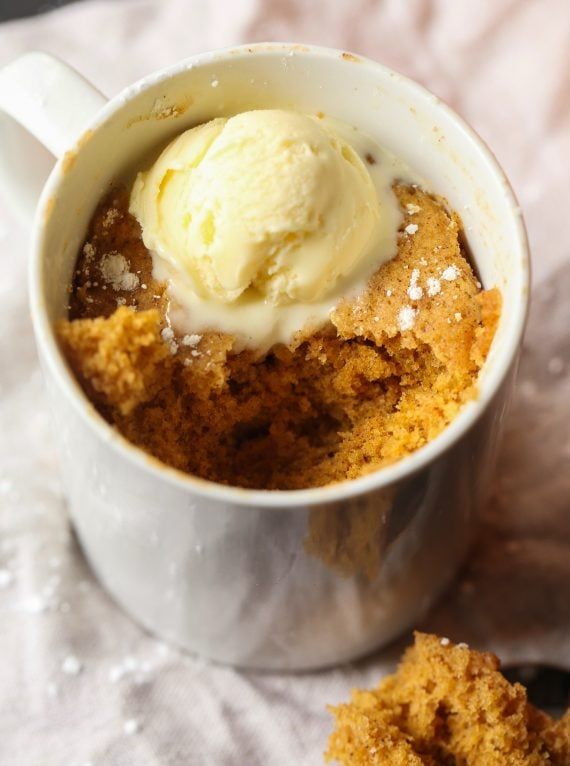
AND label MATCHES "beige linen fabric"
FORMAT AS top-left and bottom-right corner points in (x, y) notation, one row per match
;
(0, 1), (568, 764)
